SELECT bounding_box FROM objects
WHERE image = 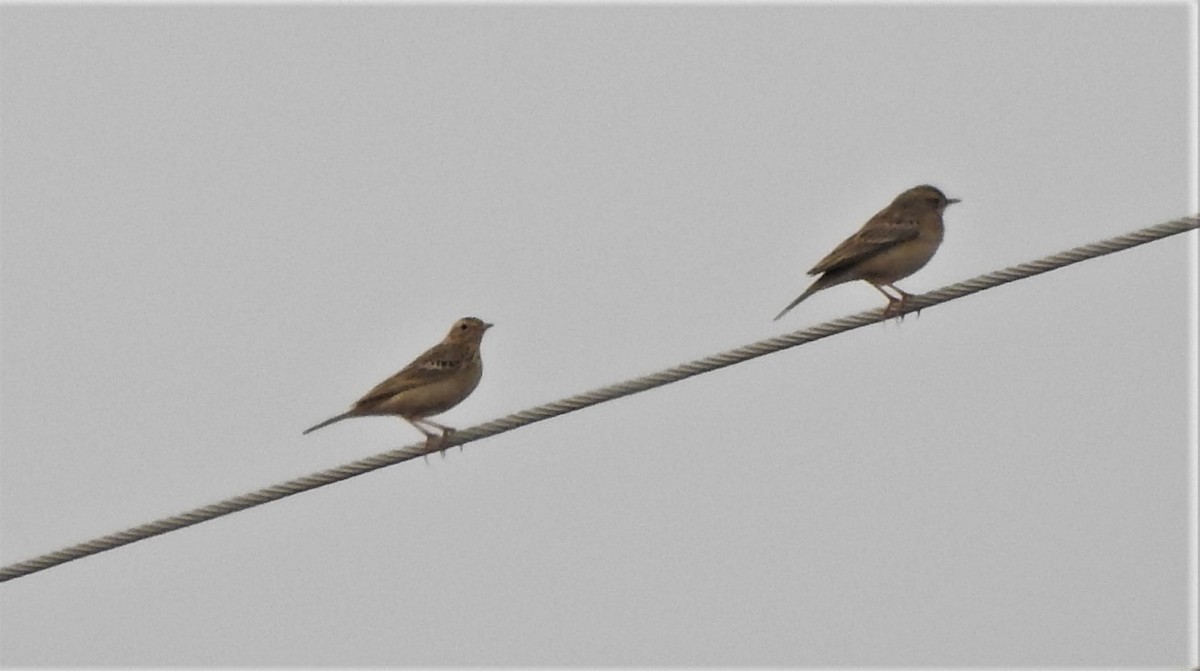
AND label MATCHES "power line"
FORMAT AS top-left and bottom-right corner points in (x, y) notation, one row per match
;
(2, 215), (1196, 583)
